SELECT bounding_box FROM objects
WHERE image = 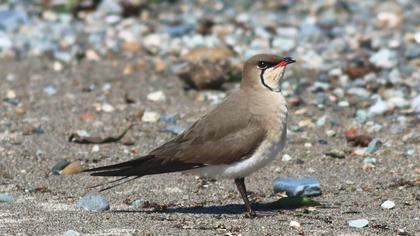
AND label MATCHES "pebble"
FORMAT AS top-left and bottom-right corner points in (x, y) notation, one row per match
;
(273, 177), (321, 197)
(282, 154), (292, 162)
(159, 114), (177, 124)
(101, 103), (115, 113)
(324, 149), (346, 159)
(91, 145), (100, 153)
(325, 130), (336, 137)
(131, 198), (146, 208)
(142, 111), (160, 123)
(160, 125), (185, 135)
(61, 161), (82, 176)
(289, 220), (301, 228)
(411, 95), (420, 114)
(368, 96), (389, 116)
(147, 90), (166, 102)
(52, 160), (71, 175)
(381, 200), (395, 209)
(0, 193), (14, 203)
(348, 218), (369, 228)
(76, 194), (110, 212)
(63, 230), (81, 236)
(355, 110), (368, 124)
(366, 138), (382, 154)
(369, 48), (398, 69)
